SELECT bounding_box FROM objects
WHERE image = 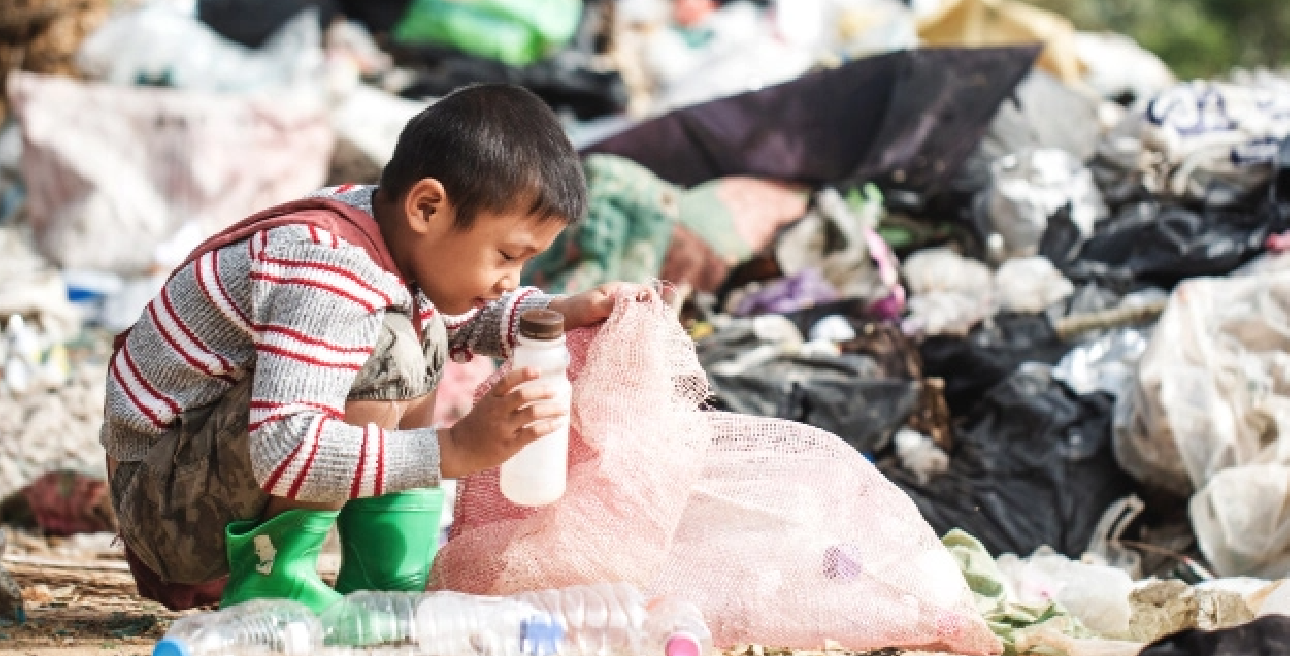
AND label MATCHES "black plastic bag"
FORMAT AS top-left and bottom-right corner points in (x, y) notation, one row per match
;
(198, 0), (339, 48)
(1077, 201), (1281, 288)
(584, 46), (1040, 192)
(879, 365), (1138, 558)
(919, 313), (1069, 417)
(698, 324), (919, 454)
(390, 47), (628, 120)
